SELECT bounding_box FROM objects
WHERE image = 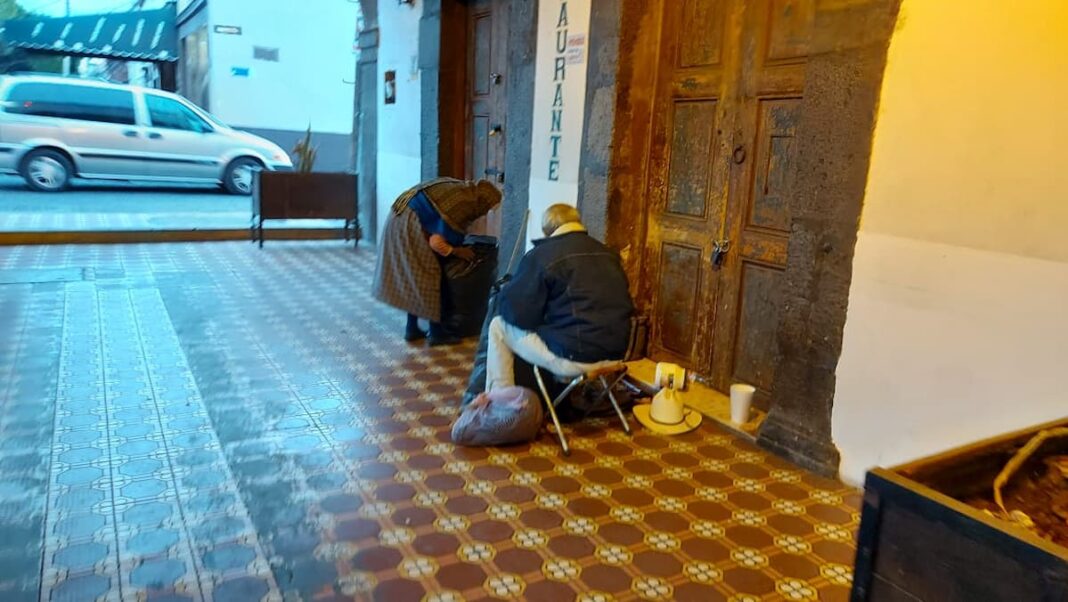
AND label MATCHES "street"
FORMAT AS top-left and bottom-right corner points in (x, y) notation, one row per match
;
(0, 175), (252, 231)
(0, 175), (343, 231)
